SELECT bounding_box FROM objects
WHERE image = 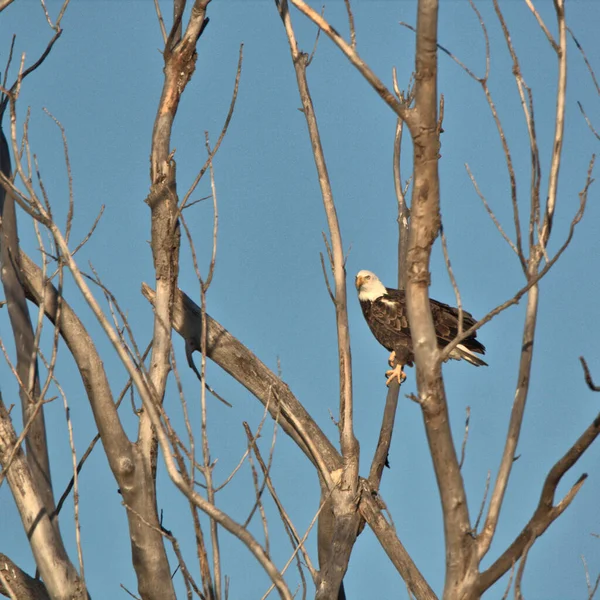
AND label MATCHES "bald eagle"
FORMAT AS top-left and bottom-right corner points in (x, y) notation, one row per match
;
(355, 270), (487, 384)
